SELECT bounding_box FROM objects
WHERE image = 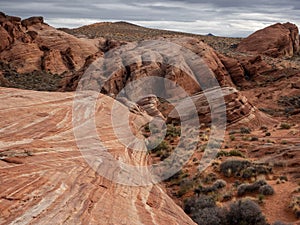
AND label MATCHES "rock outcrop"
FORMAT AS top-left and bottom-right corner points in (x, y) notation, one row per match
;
(62, 37), (235, 94)
(0, 12), (99, 74)
(166, 87), (274, 127)
(137, 95), (166, 119)
(237, 22), (300, 58)
(0, 87), (196, 225)
(0, 13), (284, 127)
